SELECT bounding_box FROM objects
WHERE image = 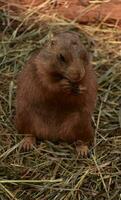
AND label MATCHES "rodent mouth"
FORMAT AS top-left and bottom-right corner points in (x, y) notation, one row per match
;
(64, 77), (86, 95)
